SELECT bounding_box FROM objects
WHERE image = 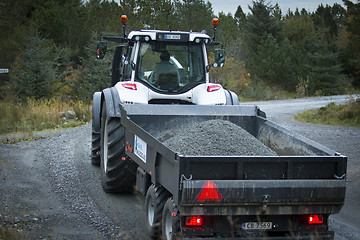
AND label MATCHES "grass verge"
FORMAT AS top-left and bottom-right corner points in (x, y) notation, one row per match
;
(295, 96), (360, 127)
(0, 98), (91, 135)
